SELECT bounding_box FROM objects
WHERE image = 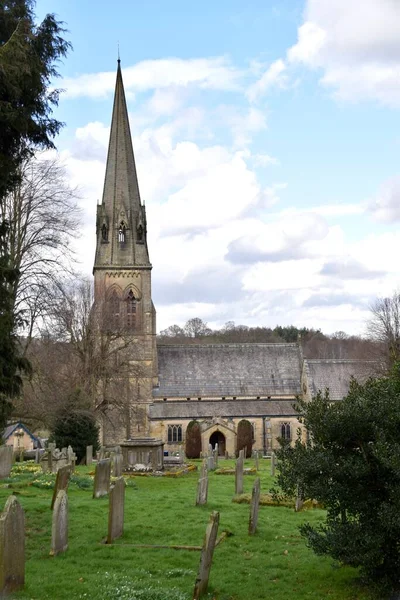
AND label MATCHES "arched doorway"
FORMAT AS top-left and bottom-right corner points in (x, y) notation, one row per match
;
(209, 431), (226, 455)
